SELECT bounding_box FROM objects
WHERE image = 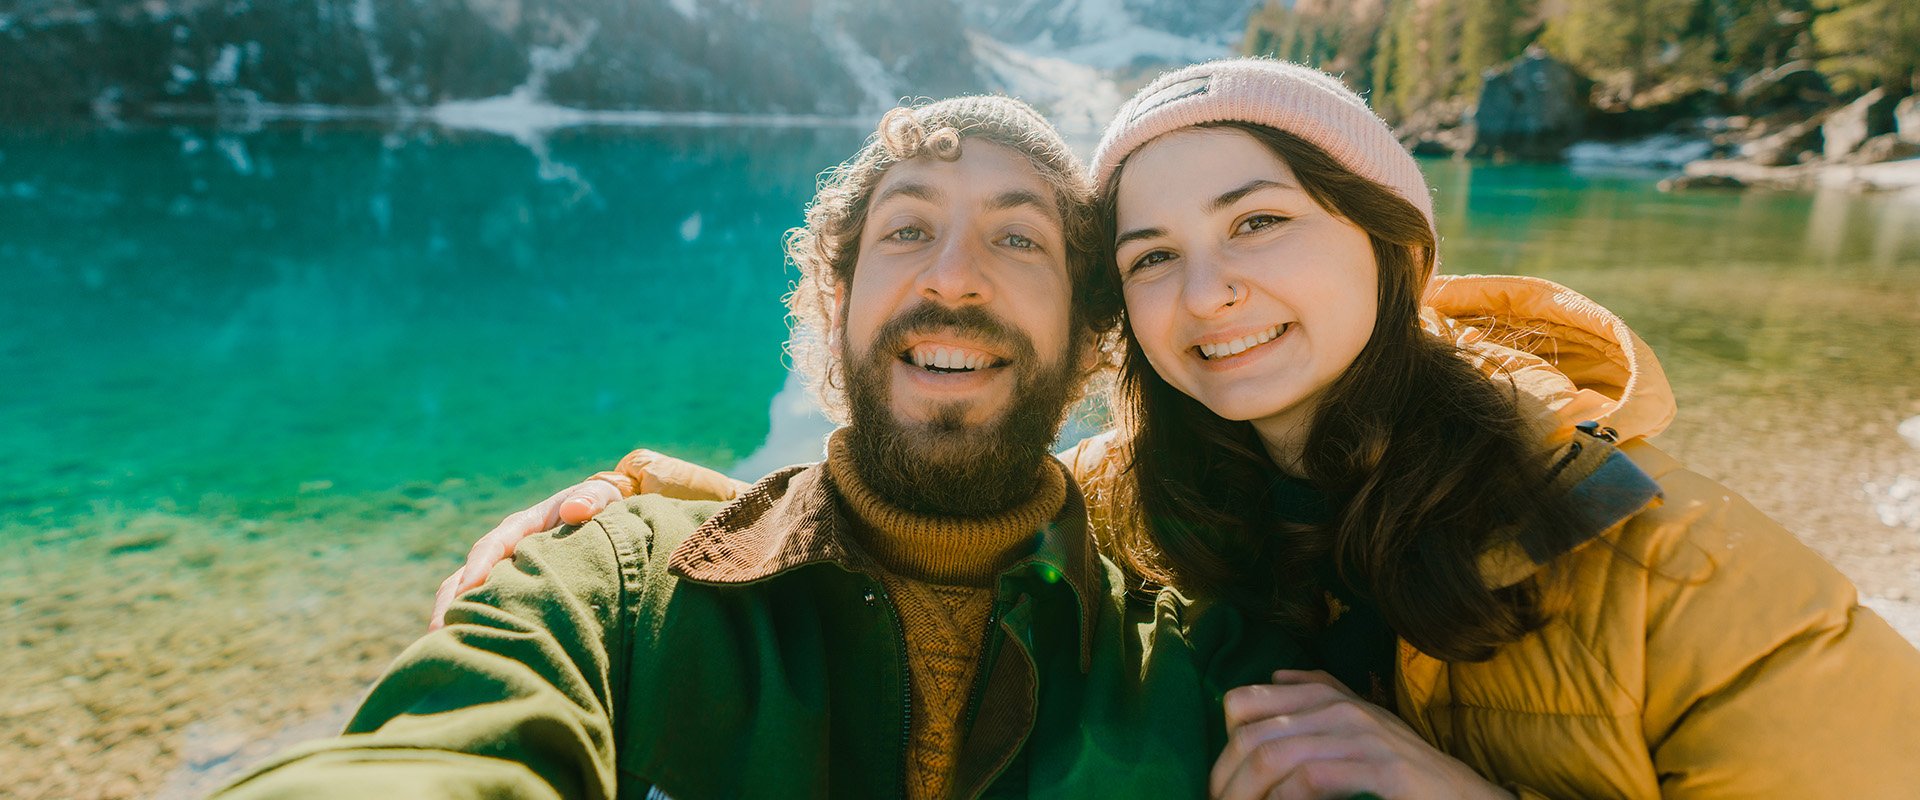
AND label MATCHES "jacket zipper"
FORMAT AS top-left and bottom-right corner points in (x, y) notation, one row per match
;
(959, 601), (1002, 734)
(877, 581), (912, 800)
